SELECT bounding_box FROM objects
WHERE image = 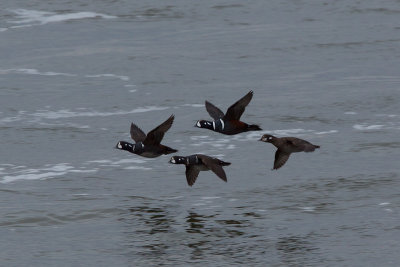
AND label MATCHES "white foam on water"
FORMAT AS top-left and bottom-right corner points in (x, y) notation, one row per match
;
(111, 159), (147, 165)
(201, 196), (221, 200)
(86, 158), (147, 165)
(300, 207), (315, 212)
(85, 74), (130, 81)
(85, 158), (151, 170)
(315, 130), (338, 135)
(272, 128), (313, 136)
(1, 163), (97, 183)
(344, 111), (357, 115)
(8, 9), (116, 28)
(353, 124), (385, 130)
(0, 69), (132, 85)
(0, 68), (76, 77)
(379, 202), (390, 206)
(129, 90), (137, 93)
(85, 160), (113, 164)
(226, 144), (236, 149)
(376, 114), (399, 118)
(182, 104), (204, 108)
(190, 135), (211, 141)
(124, 166), (152, 170)
(210, 154), (225, 158)
(31, 106), (168, 120)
